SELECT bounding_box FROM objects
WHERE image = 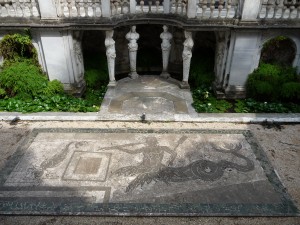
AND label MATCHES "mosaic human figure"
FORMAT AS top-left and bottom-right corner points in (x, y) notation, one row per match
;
(160, 25), (173, 78)
(126, 26), (140, 79)
(105, 30), (117, 86)
(182, 31), (194, 88)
